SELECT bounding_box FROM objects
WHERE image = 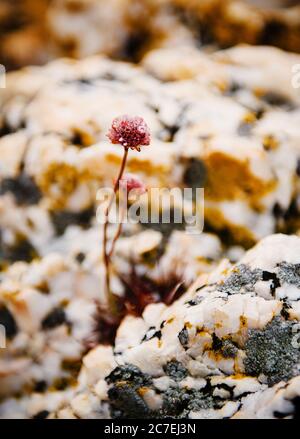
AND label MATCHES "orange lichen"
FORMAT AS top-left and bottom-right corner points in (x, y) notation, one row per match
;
(137, 387), (149, 397)
(239, 315), (247, 329)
